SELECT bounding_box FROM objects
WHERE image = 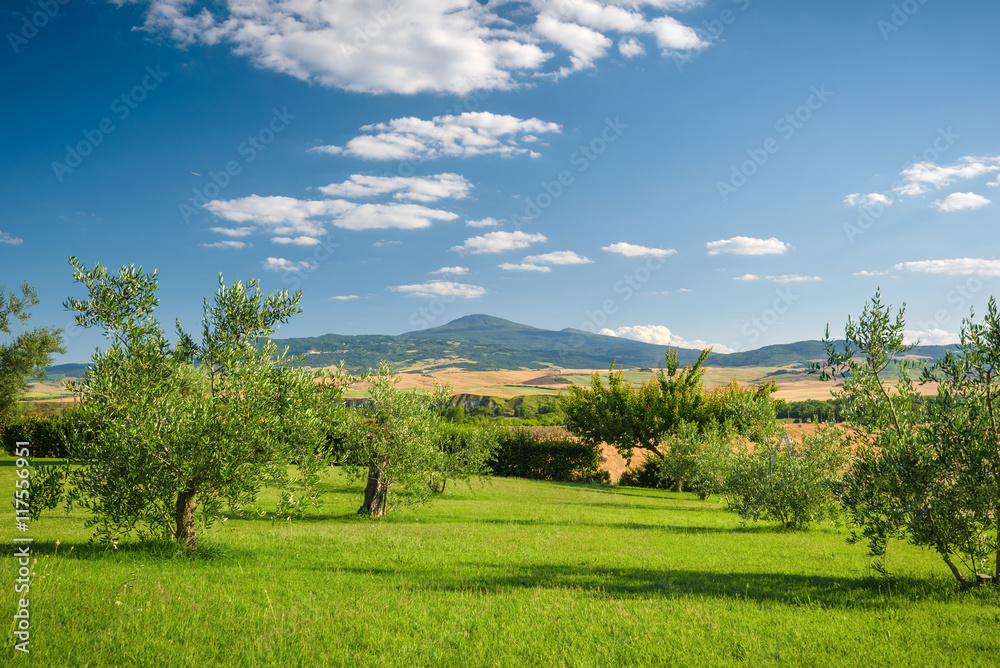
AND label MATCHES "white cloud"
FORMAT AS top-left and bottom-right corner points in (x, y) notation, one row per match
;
(262, 257), (315, 272)
(618, 37), (645, 57)
(207, 195), (458, 232)
(844, 192), (892, 208)
(208, 226), (255, 237)
(199, 240), (248, 249)
(853, 269), (889, 277)
(451, 230), (547, 254)
(903, 329), (960, 346)
(317, 173), (471, 202)
(330, 295), (360, 301)
(313, 112), (561, 161)
(334, 203), (459, 230)
(931, 192), (991, 212)
(374, 239), (402, 247)
(498, 263), (551, 272)
(732, 274), (760, 281)
(522, 250), (592, 265)
(897, 156), (1000, 196)
(0, 230), (24, 245)
(599, 325), (735, 354)
(766, 274), (821, 283)
(390, 281), (487, 298)
(271, 236), (322, 246)
(125, 0), (706, 95)
(706, 236), (790, 255)
(895, 258), (1000, 276)
(466, 217), (501, 228)
(430, 266), (469, 275)
(601, 242), (676, 257)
